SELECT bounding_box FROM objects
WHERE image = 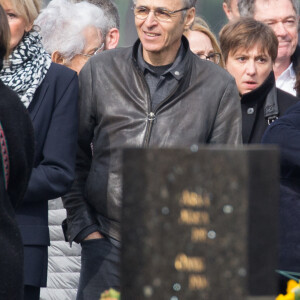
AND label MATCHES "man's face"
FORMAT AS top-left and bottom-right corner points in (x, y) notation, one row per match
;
(134, 0), (194, 65)
(253, 0), (298, 64)
(223, 0), (240, 21)
(225, 44), (273, 95)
